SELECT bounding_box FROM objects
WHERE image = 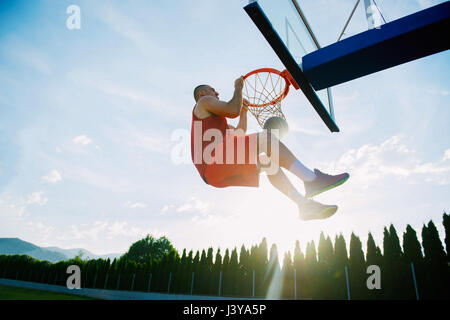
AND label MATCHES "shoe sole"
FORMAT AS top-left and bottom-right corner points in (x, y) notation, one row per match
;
(300, 206), (338, 221)
(306, 174), (350, 198)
